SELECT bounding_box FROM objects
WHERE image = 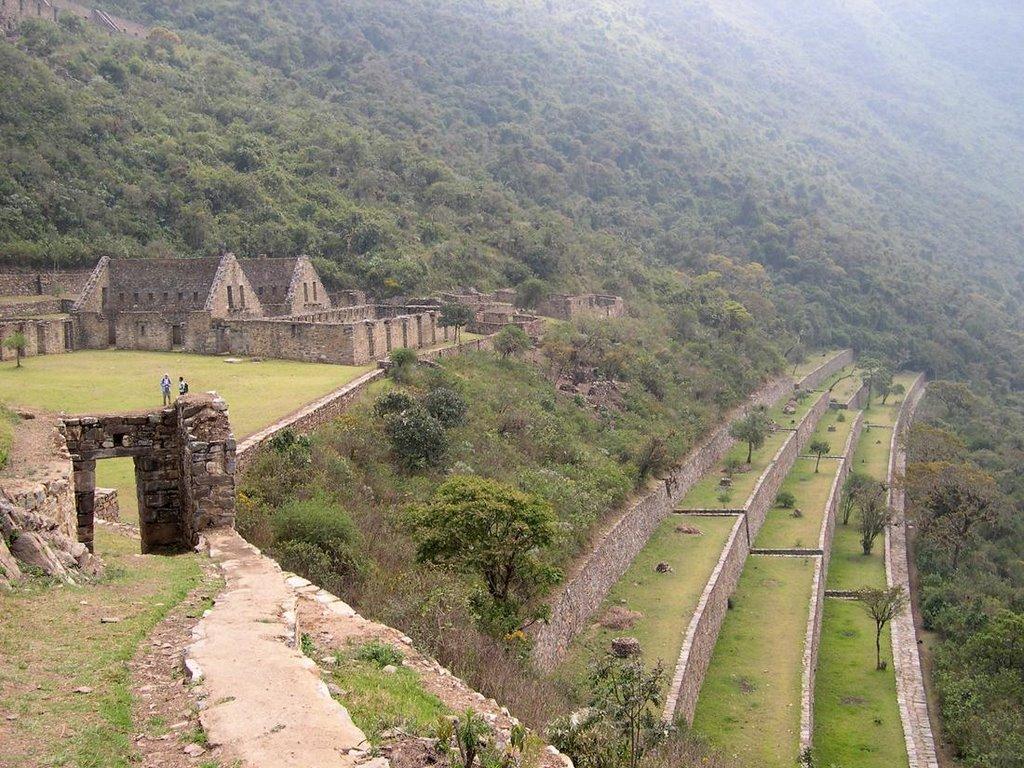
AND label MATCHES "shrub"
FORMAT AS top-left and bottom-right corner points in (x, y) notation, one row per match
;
(356, 640), (404, 668)
(373, 390), (416, 419)
(384, 406), (448, 468)
(424, 387), (468, 427)
(389, 347), (418, 382)
(723, 455), (745, 475)
(271, 497), (366, 588)
(494, 325), (531, 358)
(775, 490), (796, 508)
